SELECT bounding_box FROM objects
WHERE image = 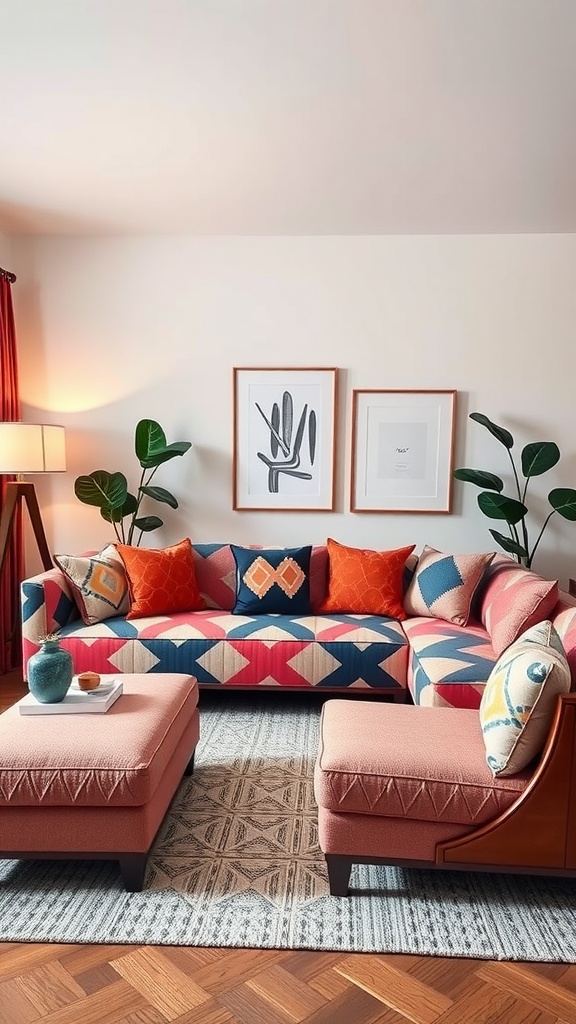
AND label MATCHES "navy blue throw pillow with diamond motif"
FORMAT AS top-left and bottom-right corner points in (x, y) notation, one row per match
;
(231, 545), (312, 615)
